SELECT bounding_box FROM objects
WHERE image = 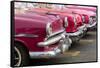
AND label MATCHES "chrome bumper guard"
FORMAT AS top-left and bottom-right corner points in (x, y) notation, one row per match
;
(86, 22), (96, 28)
(29, 32), (72, 58)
